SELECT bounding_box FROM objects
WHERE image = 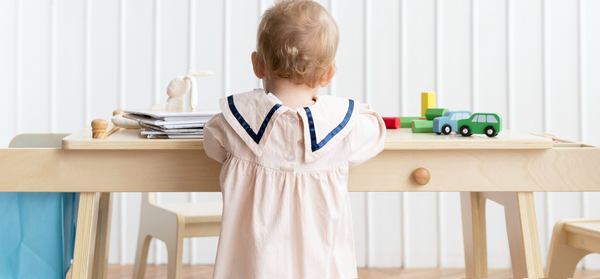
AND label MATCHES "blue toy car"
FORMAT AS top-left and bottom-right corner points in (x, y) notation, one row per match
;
(433, 111), (471, 135)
